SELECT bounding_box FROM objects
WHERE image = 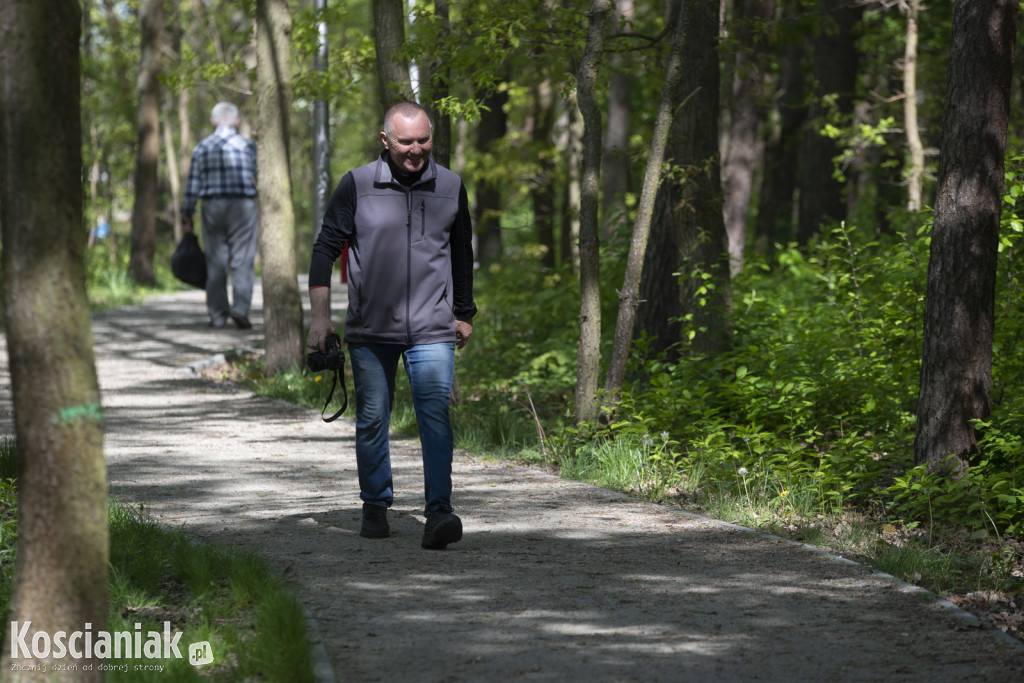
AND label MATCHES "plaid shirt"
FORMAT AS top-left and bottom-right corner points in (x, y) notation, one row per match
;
(181, 127), (257, 215)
